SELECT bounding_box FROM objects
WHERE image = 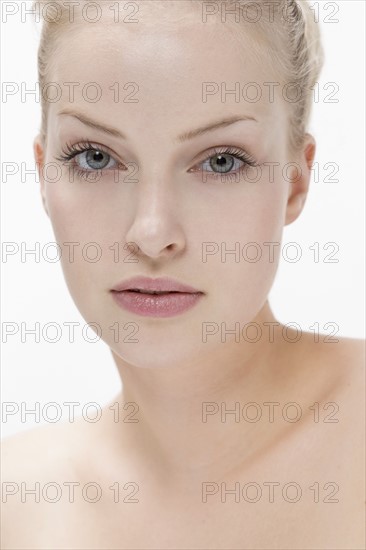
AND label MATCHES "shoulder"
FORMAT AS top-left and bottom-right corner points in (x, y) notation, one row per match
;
(320, 334), (365, 364)
(293, 333), (365, 470)
(280, 330), (365, 436)
(283, 327), (365, 384)
(306, 333), (365, 388)
(309, 335), (366, 537)
(300, 333), (365, 416)
(1, 419), (87, 549)
(1, 418), (82, 478)
(279, 332), (365, 540)
(1, 420), (82, 508)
